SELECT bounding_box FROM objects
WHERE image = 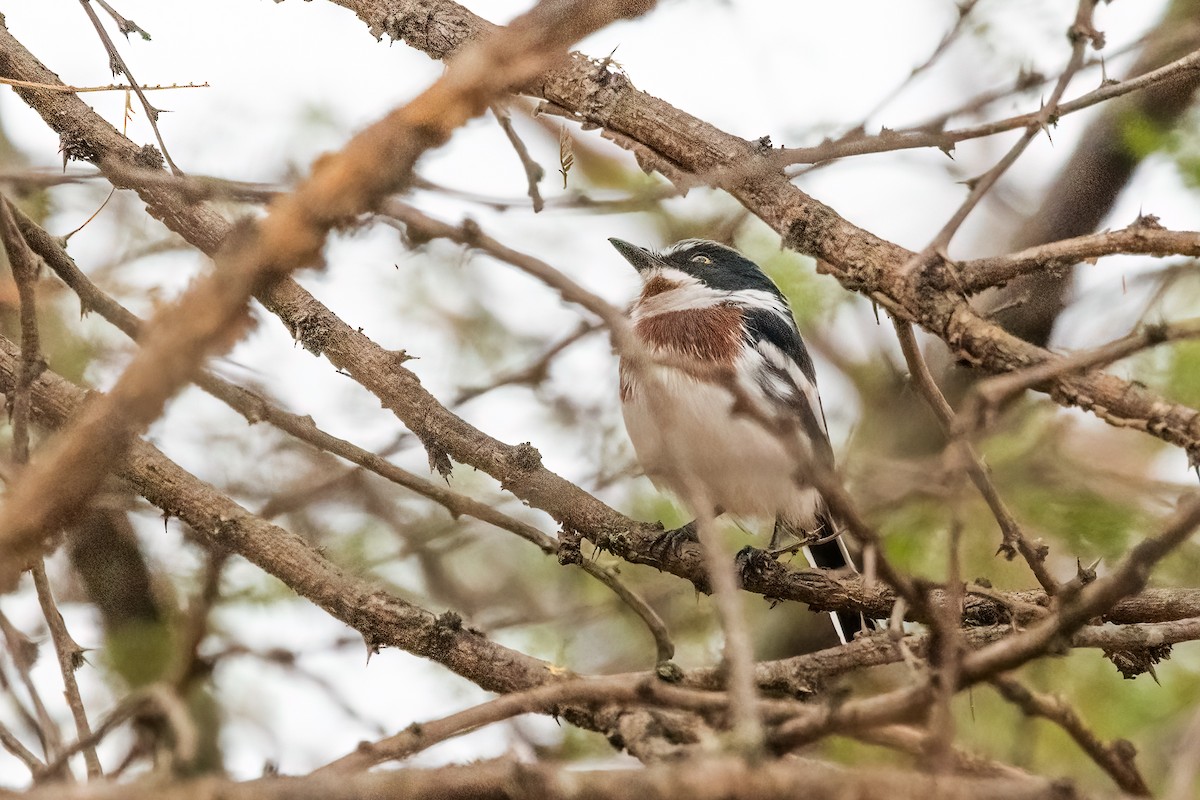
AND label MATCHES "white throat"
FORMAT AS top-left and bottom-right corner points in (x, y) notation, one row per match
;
(633, 268), (723, 320)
